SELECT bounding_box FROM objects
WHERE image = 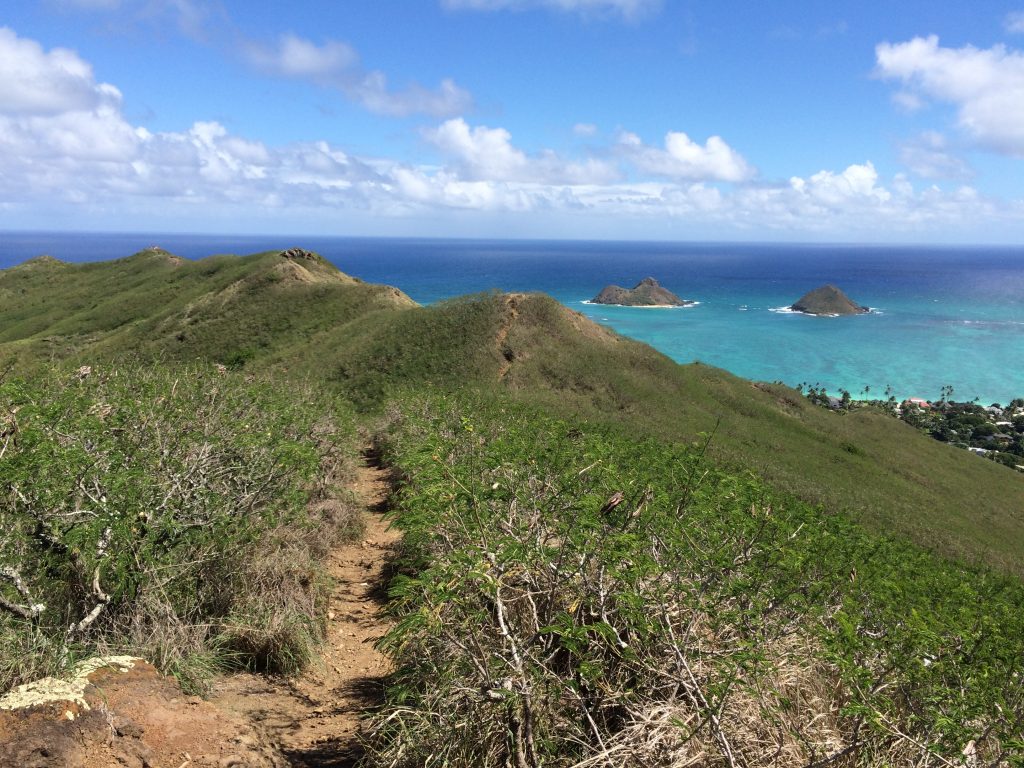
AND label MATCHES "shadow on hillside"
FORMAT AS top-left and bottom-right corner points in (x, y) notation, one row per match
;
(280, 677), (387, 765)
